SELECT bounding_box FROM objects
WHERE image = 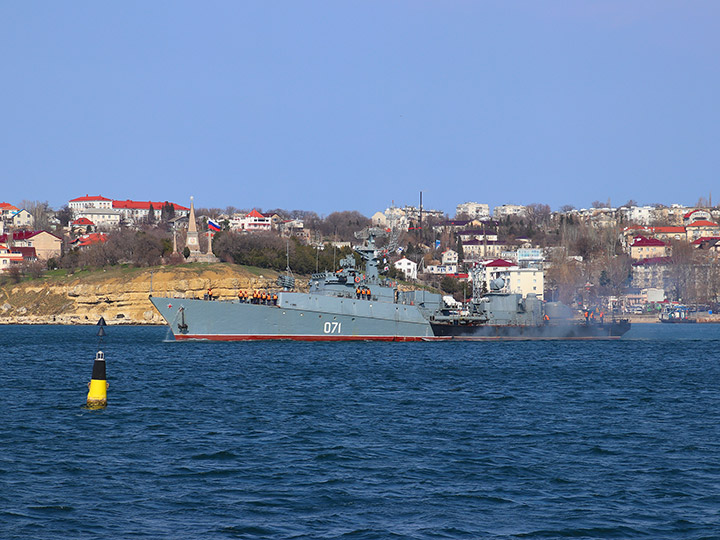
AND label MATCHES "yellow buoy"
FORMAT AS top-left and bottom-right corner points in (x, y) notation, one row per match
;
(86, 350), (108, 409)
